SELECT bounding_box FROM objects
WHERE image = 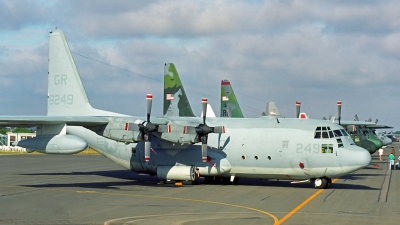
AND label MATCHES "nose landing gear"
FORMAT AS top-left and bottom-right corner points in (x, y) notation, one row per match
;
(313, 177), (332, 189)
